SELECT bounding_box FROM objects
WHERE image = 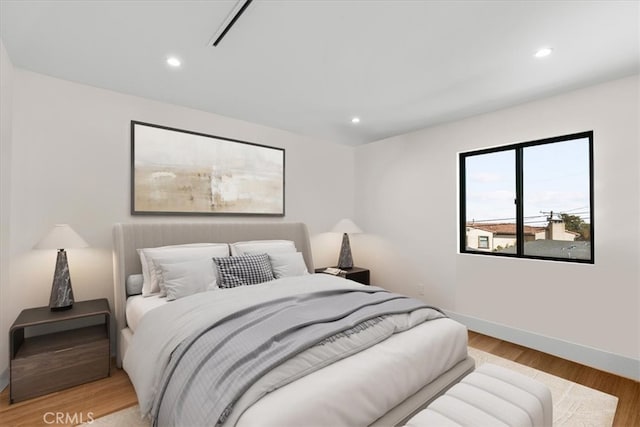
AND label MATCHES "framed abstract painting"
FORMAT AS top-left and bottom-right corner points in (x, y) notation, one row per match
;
(131, 121), (285, 216)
